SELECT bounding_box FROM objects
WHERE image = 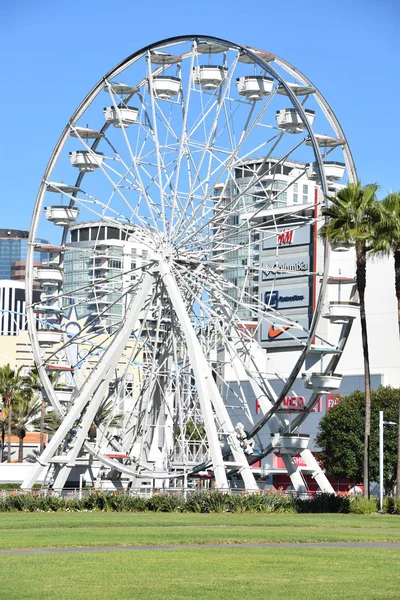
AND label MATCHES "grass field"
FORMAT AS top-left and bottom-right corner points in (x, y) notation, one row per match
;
(1, 513), (400, 599)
